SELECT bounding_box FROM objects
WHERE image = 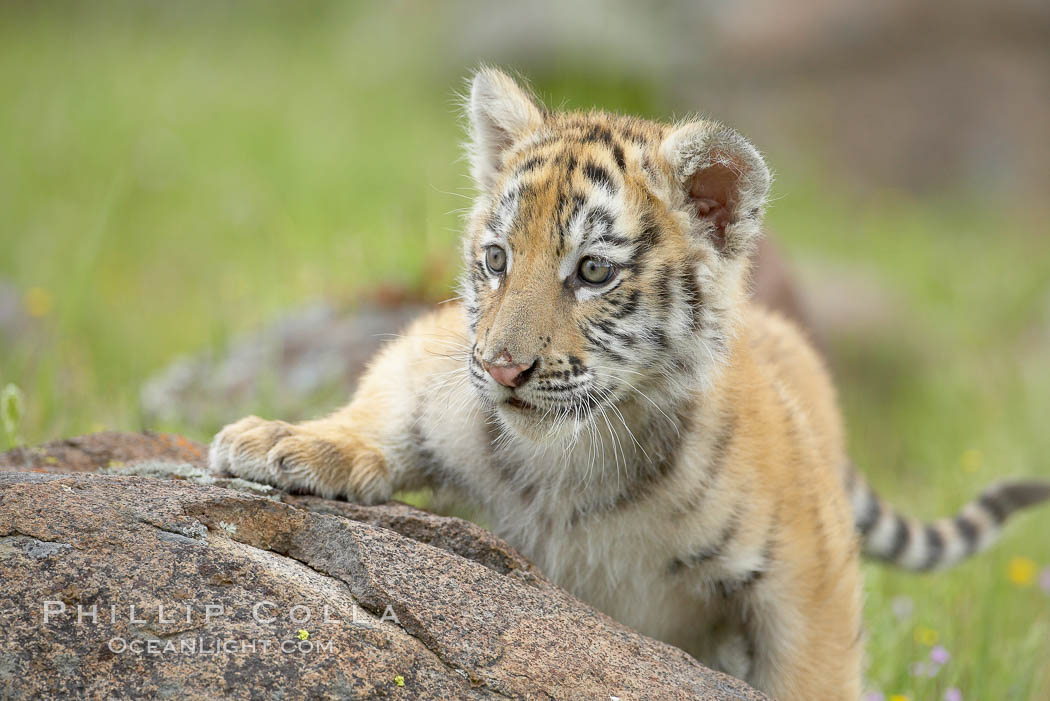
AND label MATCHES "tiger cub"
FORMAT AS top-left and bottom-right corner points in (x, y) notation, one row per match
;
(209, 68), (1050, 700)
